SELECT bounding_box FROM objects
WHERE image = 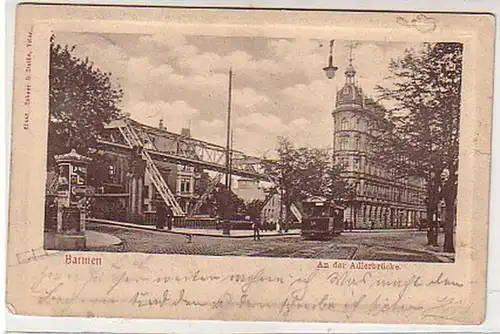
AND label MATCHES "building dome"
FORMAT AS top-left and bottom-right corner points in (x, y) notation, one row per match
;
(335, 59), (363, 107)
(345, 63), (356, 77)
(336, 84), (364, 107)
